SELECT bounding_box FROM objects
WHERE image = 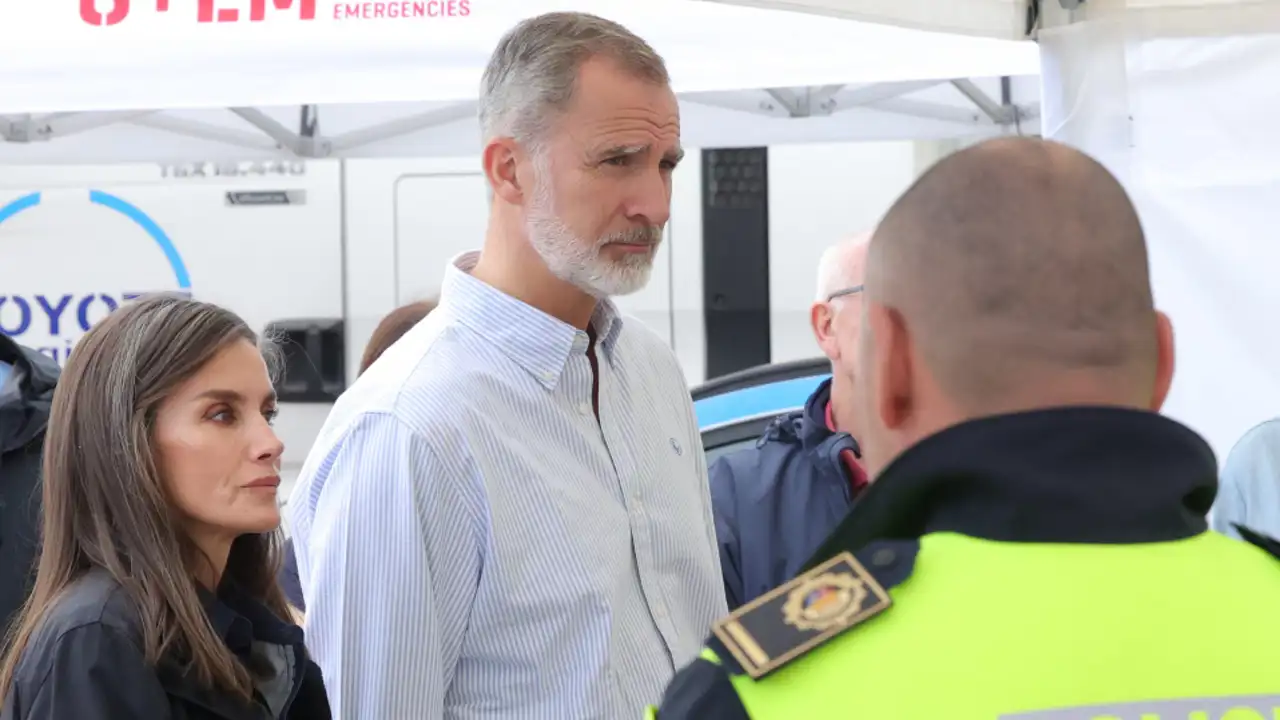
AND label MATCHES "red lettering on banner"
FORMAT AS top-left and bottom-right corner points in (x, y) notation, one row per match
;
(197, 0), (315, 22)
(197, 0), (237, 22)
(333, 0), (470, 19)
(82, 0), (464, 25)
(80, 0), (130, 26)
(251, 0), (317, 20)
